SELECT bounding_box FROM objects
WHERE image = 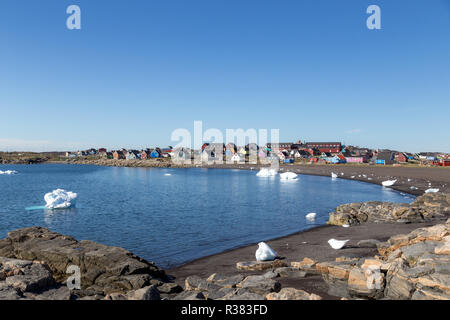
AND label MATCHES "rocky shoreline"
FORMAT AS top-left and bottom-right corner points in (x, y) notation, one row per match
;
(0, 192), (448, 300)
